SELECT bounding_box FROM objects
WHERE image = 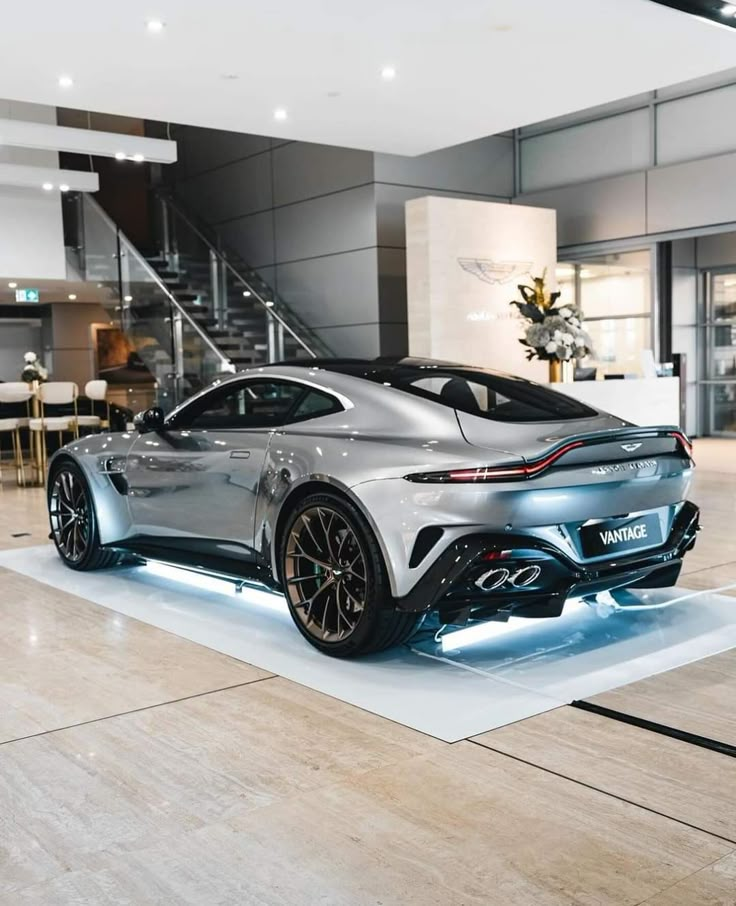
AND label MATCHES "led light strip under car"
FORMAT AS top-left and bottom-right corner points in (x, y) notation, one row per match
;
(405, 430), (693, 484)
